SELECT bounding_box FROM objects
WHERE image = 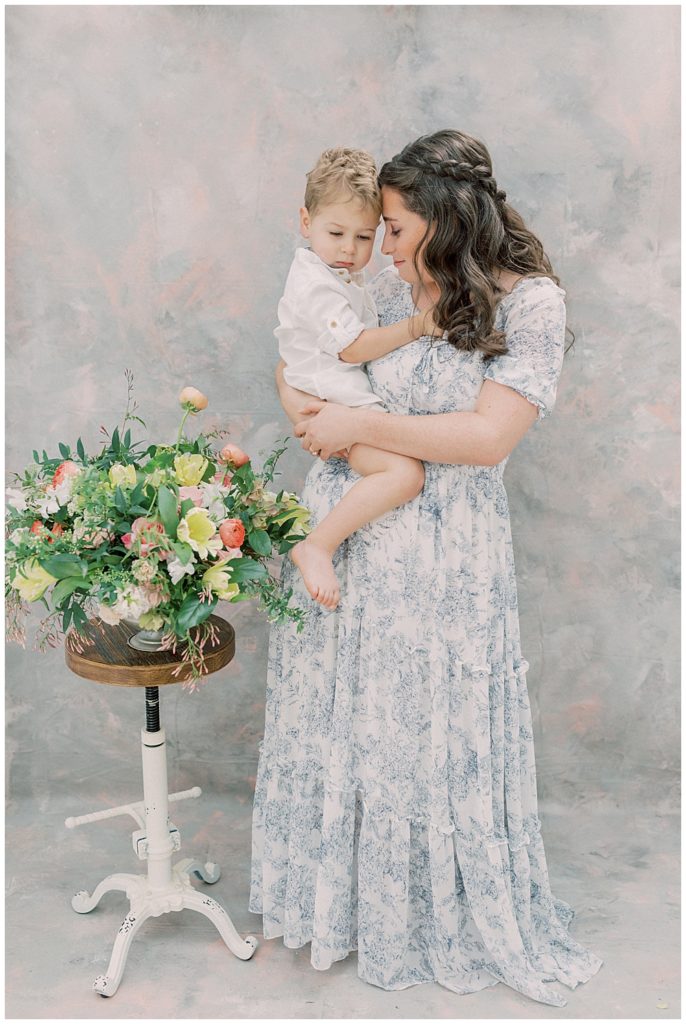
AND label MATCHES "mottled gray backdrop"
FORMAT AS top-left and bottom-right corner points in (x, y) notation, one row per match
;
(5, 5), (680, 1018)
